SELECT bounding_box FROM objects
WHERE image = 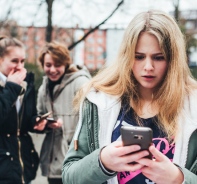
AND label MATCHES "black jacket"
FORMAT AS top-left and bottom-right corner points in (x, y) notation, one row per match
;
(0, 72), (39, 184)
